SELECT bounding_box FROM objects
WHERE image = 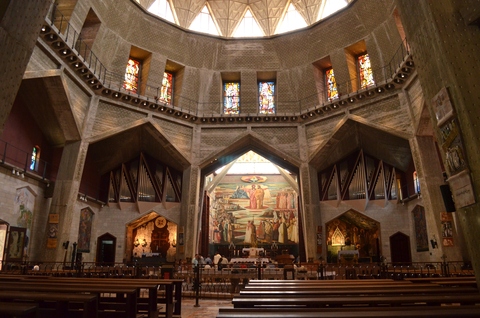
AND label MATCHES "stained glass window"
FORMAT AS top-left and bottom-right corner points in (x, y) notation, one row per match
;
(258, 81), (275, 114)
(358, 53), (375, 88)
(326, 68), (338, 101)
(159, 72), (173, 104)
(123, 58), (140, 93)
(223, 82), (240, 114)
(30, 146), (40, 171)
(413, 171), (420, 194)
